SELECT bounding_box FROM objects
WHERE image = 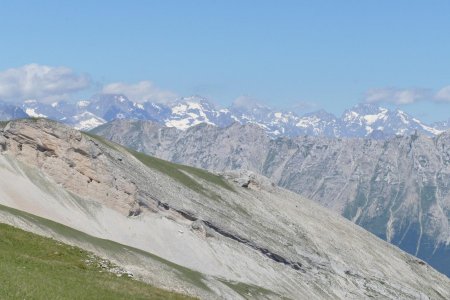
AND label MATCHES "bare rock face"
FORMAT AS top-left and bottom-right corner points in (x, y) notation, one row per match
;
(92, 119), (450, 278)
(1, 119), (450, 299)
(1, 119), (138, 215)
(222, 170), (276, 191)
